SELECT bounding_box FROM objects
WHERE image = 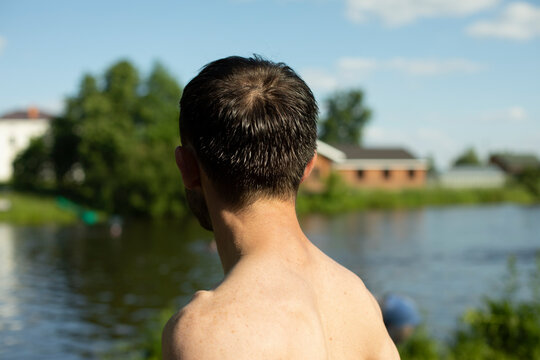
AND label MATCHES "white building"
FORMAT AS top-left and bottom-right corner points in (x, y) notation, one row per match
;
(0, 108), (52, 182)
(438, 165), (507, 188)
